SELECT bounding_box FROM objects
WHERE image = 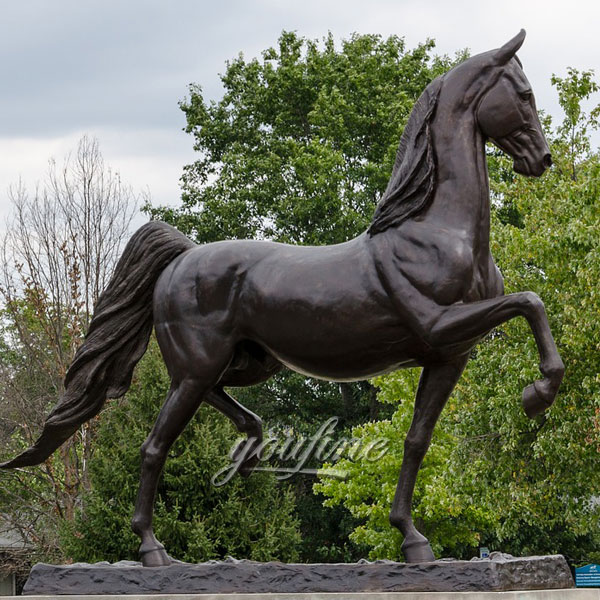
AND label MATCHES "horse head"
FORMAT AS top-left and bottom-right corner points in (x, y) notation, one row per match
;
(476, 30), (552, 177)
